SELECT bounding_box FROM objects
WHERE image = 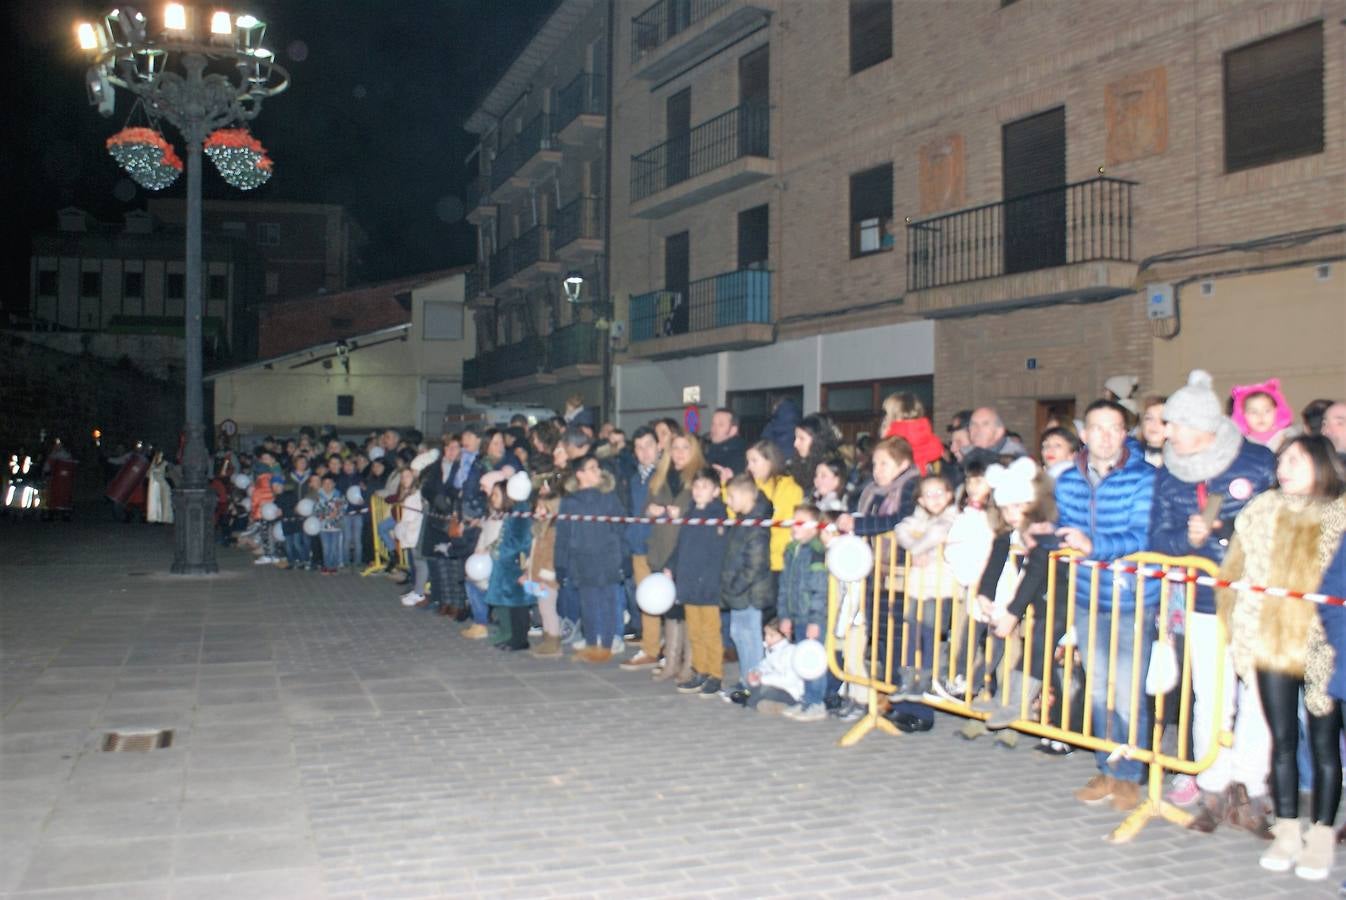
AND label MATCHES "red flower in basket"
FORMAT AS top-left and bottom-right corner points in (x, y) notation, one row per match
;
(106, 127), (183, 191)
(204, 128), (272, 190)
